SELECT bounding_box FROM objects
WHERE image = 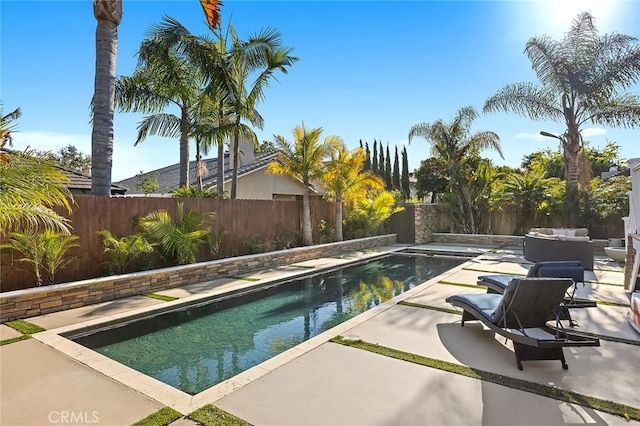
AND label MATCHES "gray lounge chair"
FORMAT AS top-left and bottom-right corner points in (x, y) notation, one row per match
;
(477, 261), (596, 326)
(446, 278), (600, 370)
